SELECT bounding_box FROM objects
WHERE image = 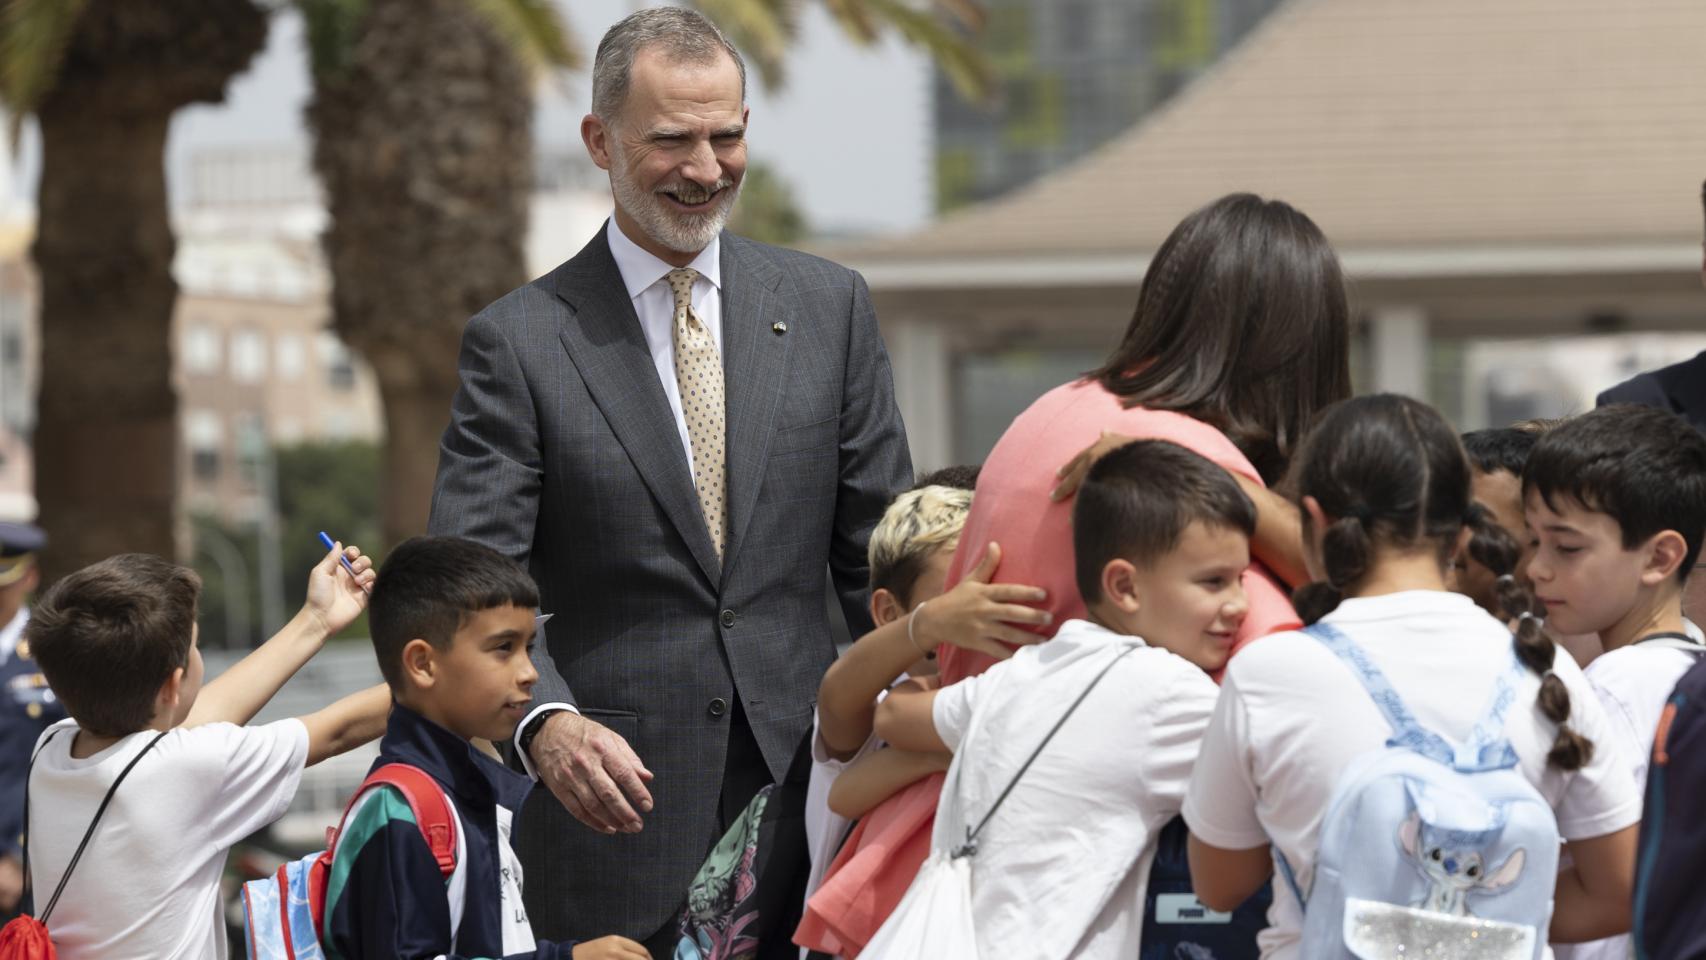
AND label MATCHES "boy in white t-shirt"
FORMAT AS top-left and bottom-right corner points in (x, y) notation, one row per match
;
(1523, 404), (1706, 960)
(1184, 394), (1642, 960)
(873, 439), (1256, 959)
(22, 547), (389, 959)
